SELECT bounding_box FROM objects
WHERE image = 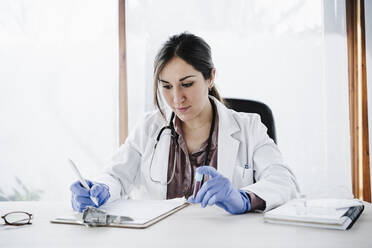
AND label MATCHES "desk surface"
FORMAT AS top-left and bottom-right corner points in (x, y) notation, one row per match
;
(1, 201), (371, 248)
